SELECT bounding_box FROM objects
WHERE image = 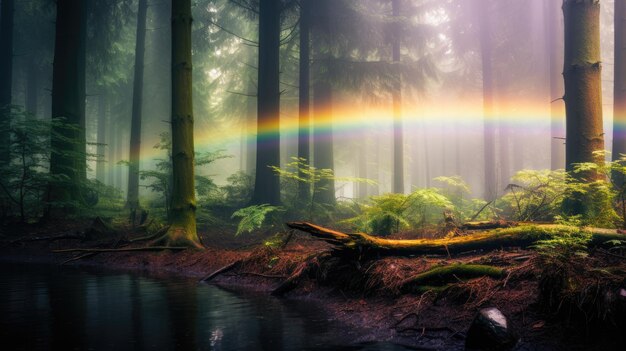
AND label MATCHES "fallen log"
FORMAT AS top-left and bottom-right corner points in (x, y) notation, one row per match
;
(401, 263), (505, 292)
(286, 222), (626, 257)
